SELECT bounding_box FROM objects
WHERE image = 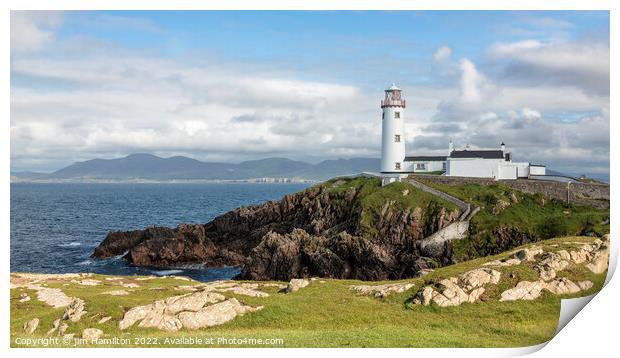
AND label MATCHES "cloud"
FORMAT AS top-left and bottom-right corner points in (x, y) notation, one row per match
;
(433, 46), (452, 62)
(11, 11), (64, 54)
(489, 40), (610, 95)
(9, 12), (609, 178)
